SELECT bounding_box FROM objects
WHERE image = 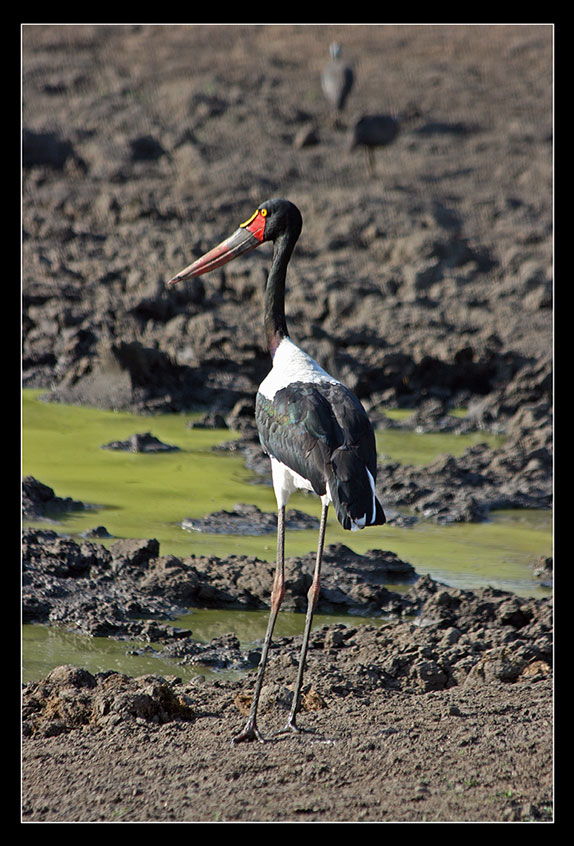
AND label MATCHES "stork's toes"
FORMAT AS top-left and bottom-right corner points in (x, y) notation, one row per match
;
(232, 719), (266, 744)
